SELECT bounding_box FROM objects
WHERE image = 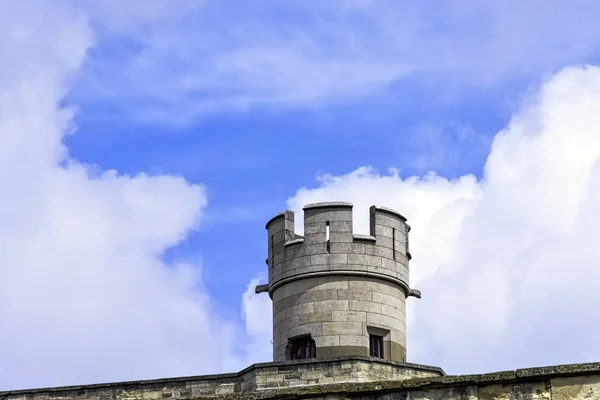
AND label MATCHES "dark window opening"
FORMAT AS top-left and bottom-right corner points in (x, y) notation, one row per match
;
(326, 221), (330, 253)
(290, 337), (316, 360)
(392, 228), (396, 260)
(369, 335), (384, 358)
(269, 236), (274, 267)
